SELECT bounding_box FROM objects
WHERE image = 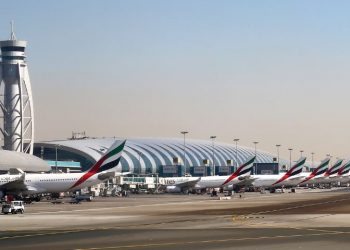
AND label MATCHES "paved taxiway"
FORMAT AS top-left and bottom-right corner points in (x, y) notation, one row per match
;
(1, 188), (350, 249)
